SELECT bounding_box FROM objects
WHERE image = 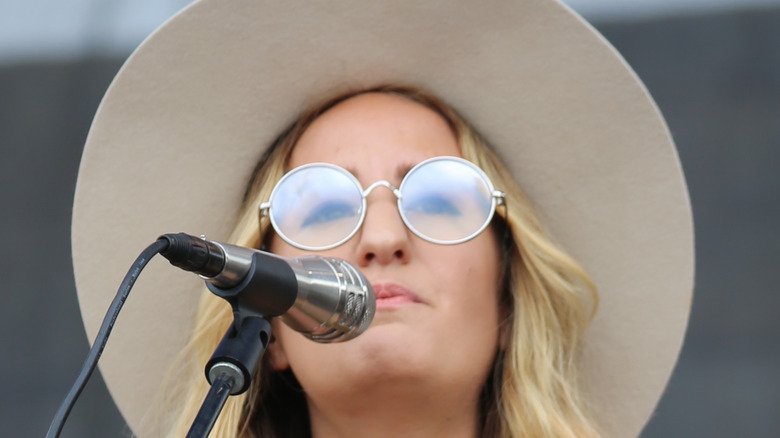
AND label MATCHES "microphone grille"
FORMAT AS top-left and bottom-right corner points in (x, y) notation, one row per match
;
(309, 258), (375, 343)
